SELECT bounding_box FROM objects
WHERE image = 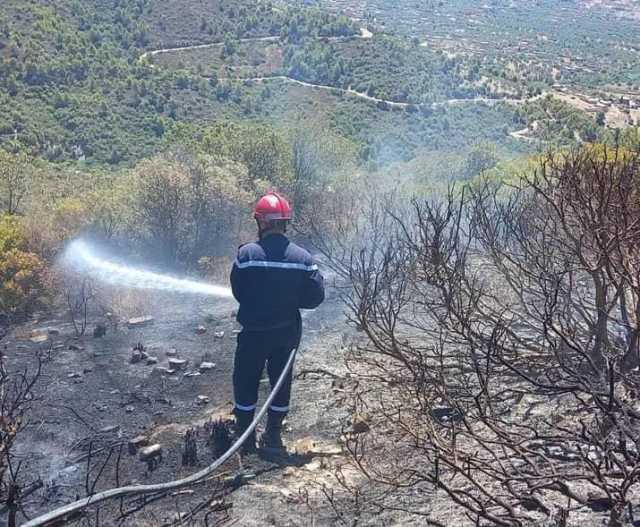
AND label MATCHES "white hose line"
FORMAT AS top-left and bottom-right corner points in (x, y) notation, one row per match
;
(22, 345), (299, 527)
